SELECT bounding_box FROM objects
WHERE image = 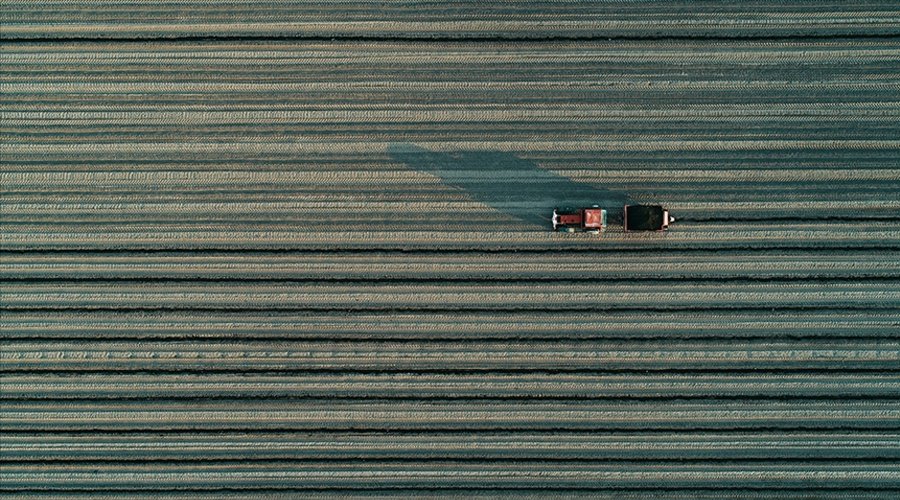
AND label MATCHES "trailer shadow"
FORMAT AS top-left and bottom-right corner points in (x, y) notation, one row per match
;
(388, 143), (632, 229)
